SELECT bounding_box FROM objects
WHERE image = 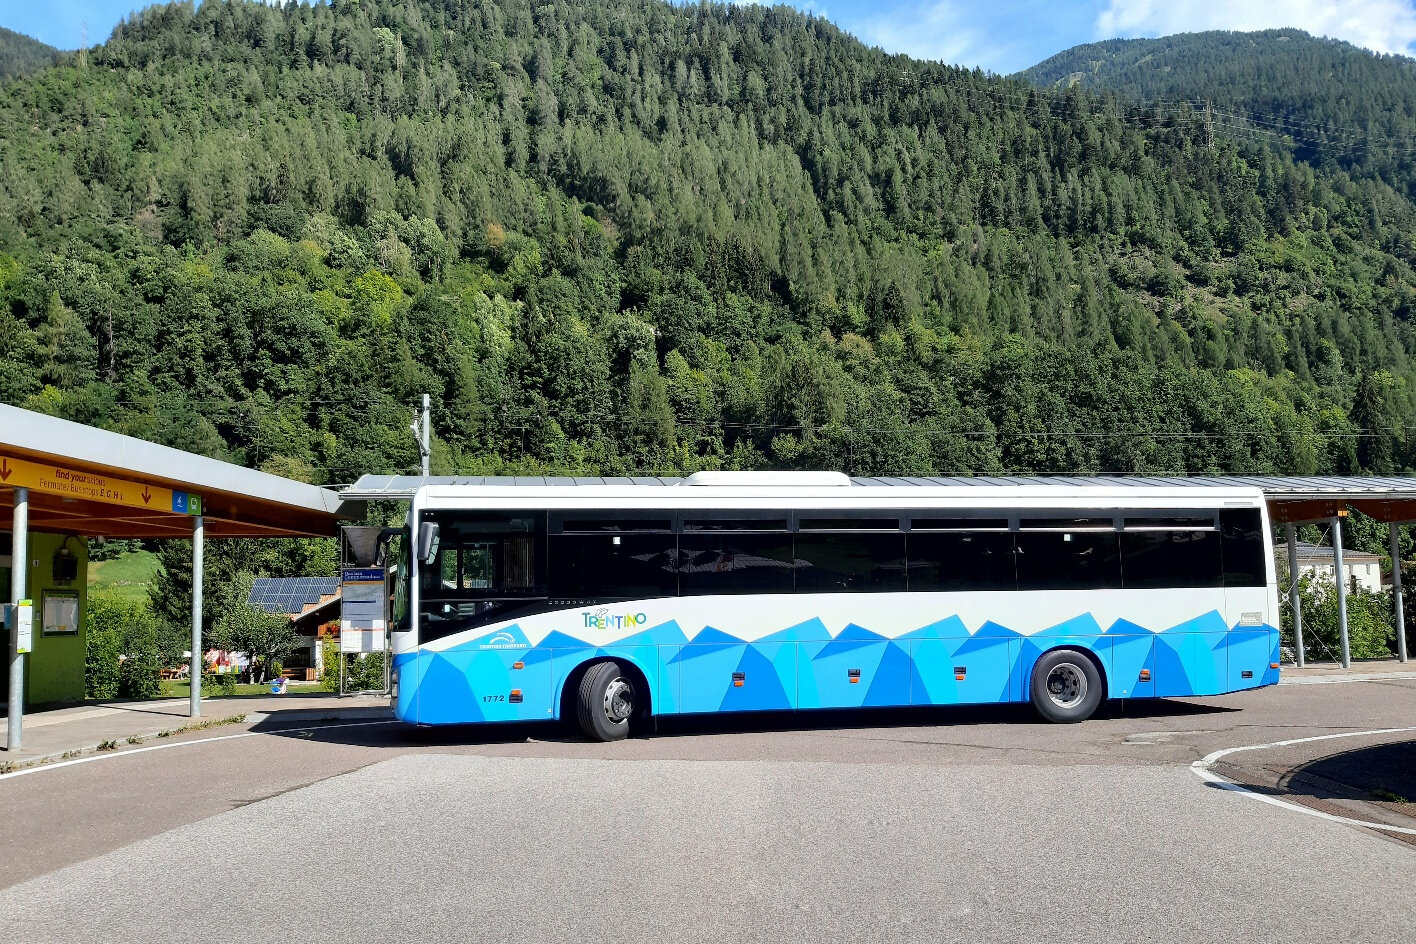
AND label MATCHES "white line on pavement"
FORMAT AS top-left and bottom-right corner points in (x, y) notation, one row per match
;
(1190, 726), (1416, 836)
(0, 720), (401, 782)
